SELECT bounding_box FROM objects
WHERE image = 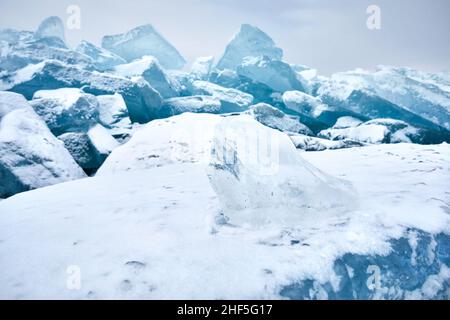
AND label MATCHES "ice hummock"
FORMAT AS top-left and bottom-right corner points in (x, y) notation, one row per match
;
(58, 124), (119, 174)
(96, 93), (133, 140)
(114, 56), (178, 98)
(190, 56), (215, 80)
(161, 96), (222, 117)
(2, 60), (162, 124)
(245, 103), (312, 135)
(75, 40), (126, 71)
(30, 88), (100, 136)
(191, 80), (254, 112)
(217, 24), (283, 70)
(35, 16), (66, 43)
(317, 66), (450, 131)
(236, 56), (305, 93)
(102, 24), (186, 70)
(207, 115), (356, 226)
(0, 91), (85, 198)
